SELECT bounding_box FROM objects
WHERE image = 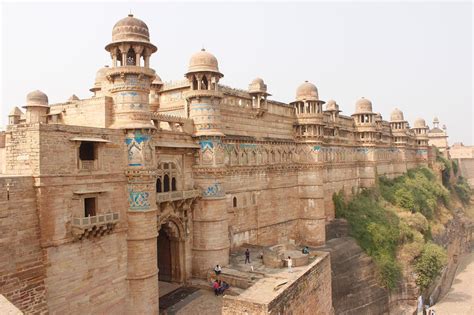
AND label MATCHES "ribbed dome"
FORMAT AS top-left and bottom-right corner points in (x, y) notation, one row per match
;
(355, 97), (372, 113)
(390, 108), (404, 121)
(296, 81), (319, 101)
(249, 77), (268, 94)
(112, 14), (150, 43)
(414, 118), (426, 128)
(326, 99), (339, 111)
(26, 90), (48, 107)
(187, 49), (221, 74)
